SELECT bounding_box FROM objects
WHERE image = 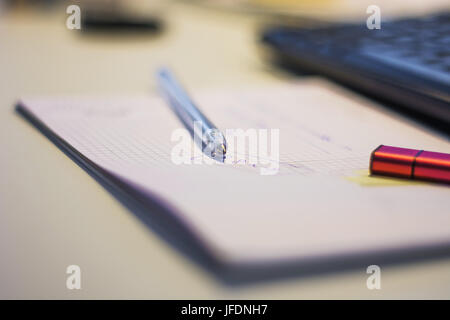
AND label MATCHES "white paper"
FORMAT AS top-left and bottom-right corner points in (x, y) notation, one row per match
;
(20, 79), (450, 265)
